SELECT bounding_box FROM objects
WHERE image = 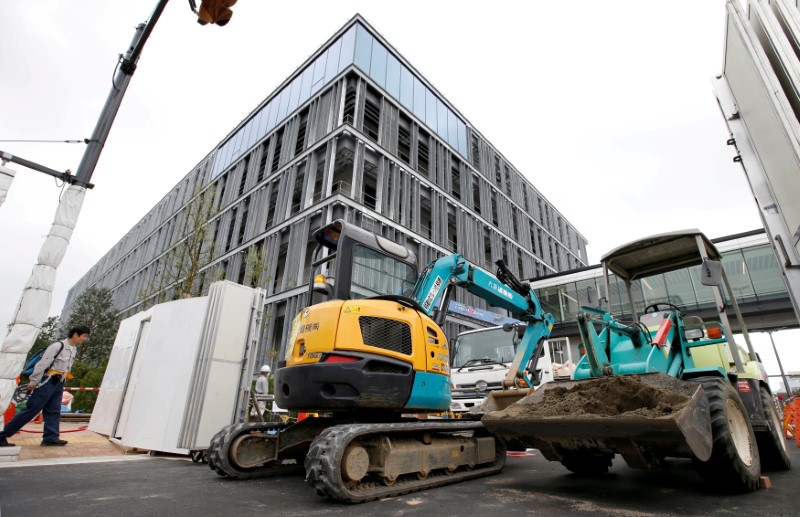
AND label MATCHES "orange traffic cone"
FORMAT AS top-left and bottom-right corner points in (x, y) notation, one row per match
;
(784, 398), (796, 440)
(793, 399), (800, 448)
